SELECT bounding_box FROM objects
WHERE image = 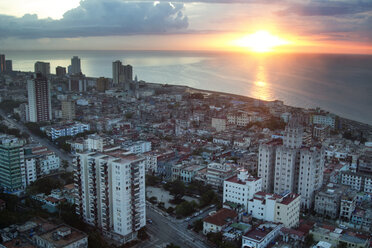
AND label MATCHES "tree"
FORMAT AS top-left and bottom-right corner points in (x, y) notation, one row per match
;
(137, 227), (149, 240)
(166, 244), (180, 248)
(170, 180), (185, 201)
(175, 201), (197, 217)
(62, 160), (69, 170)
(304, 234), (314, 247)
(192, 219), (203, 233)
(338, 241), (347, 248)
